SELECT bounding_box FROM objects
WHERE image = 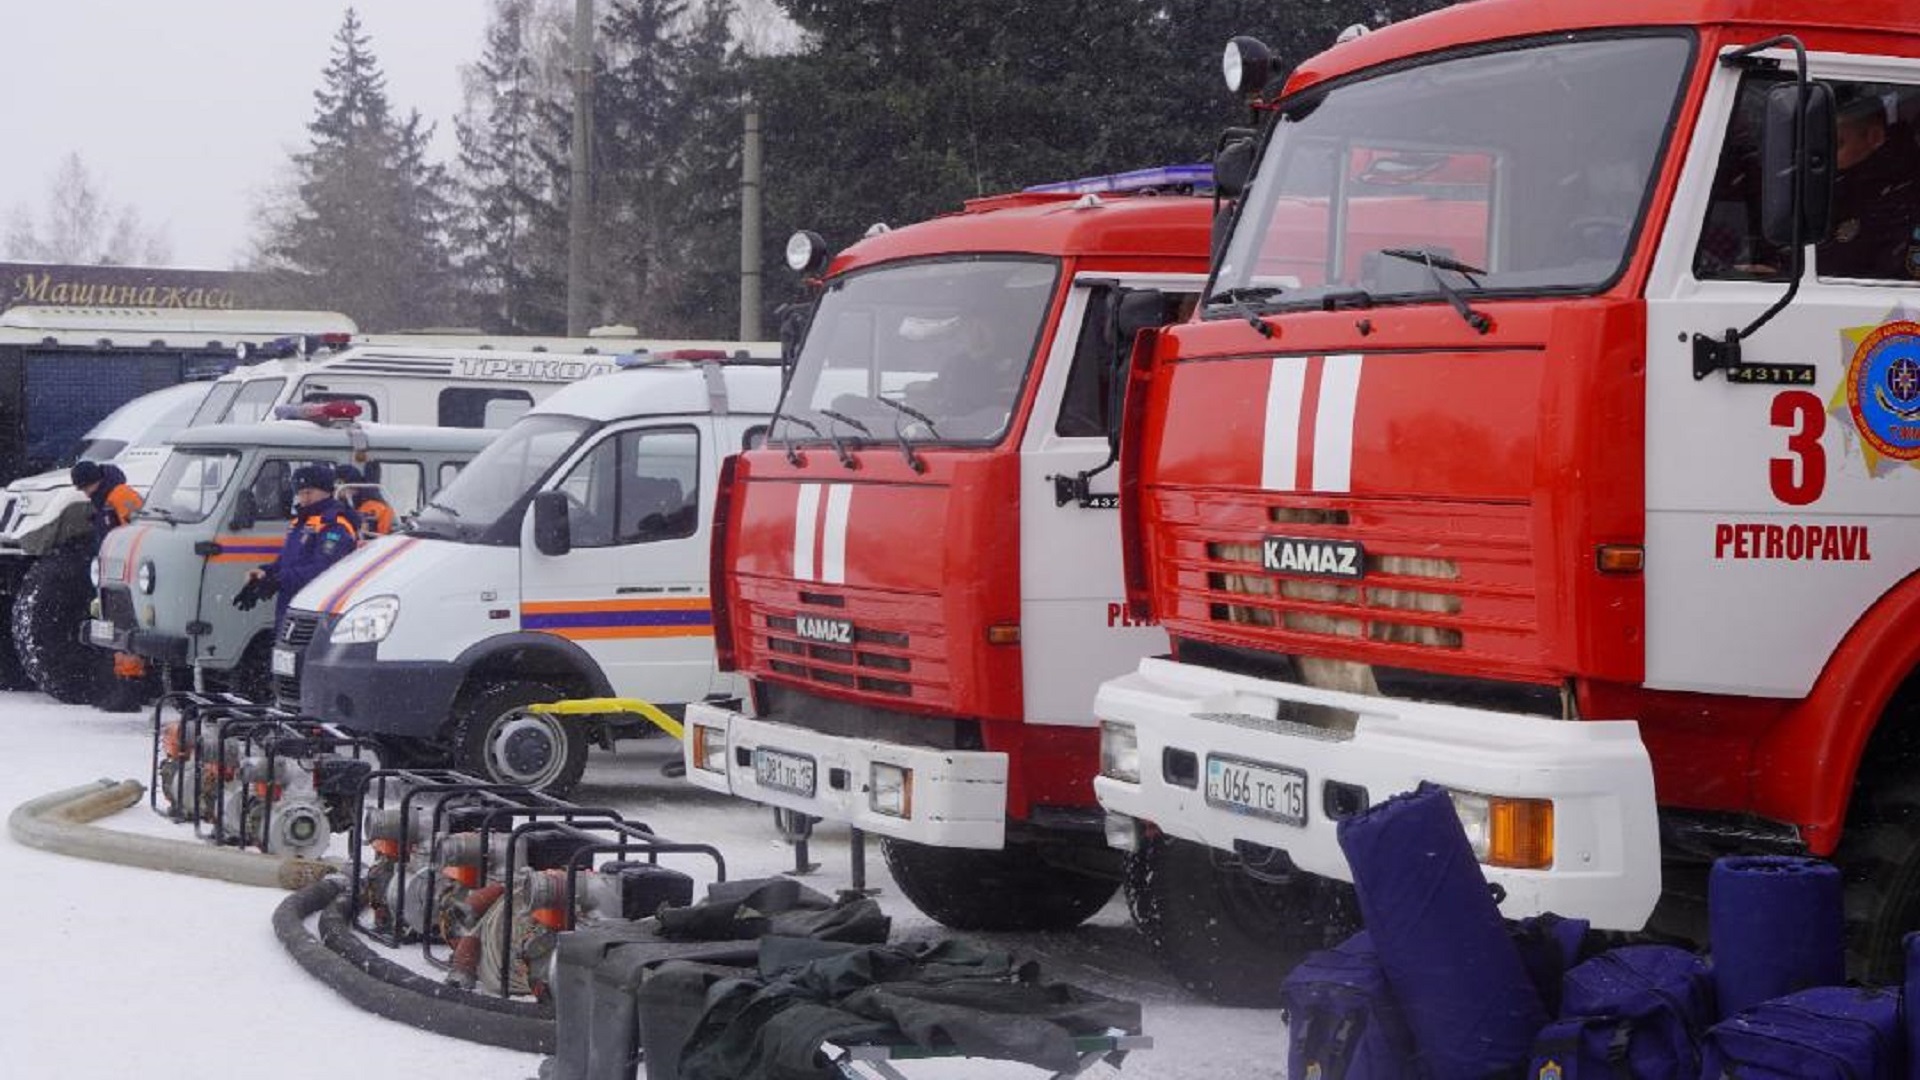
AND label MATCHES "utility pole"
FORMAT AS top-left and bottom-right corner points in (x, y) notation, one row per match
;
(739, 97), (763, 341)
(566, 0), (594, 336)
